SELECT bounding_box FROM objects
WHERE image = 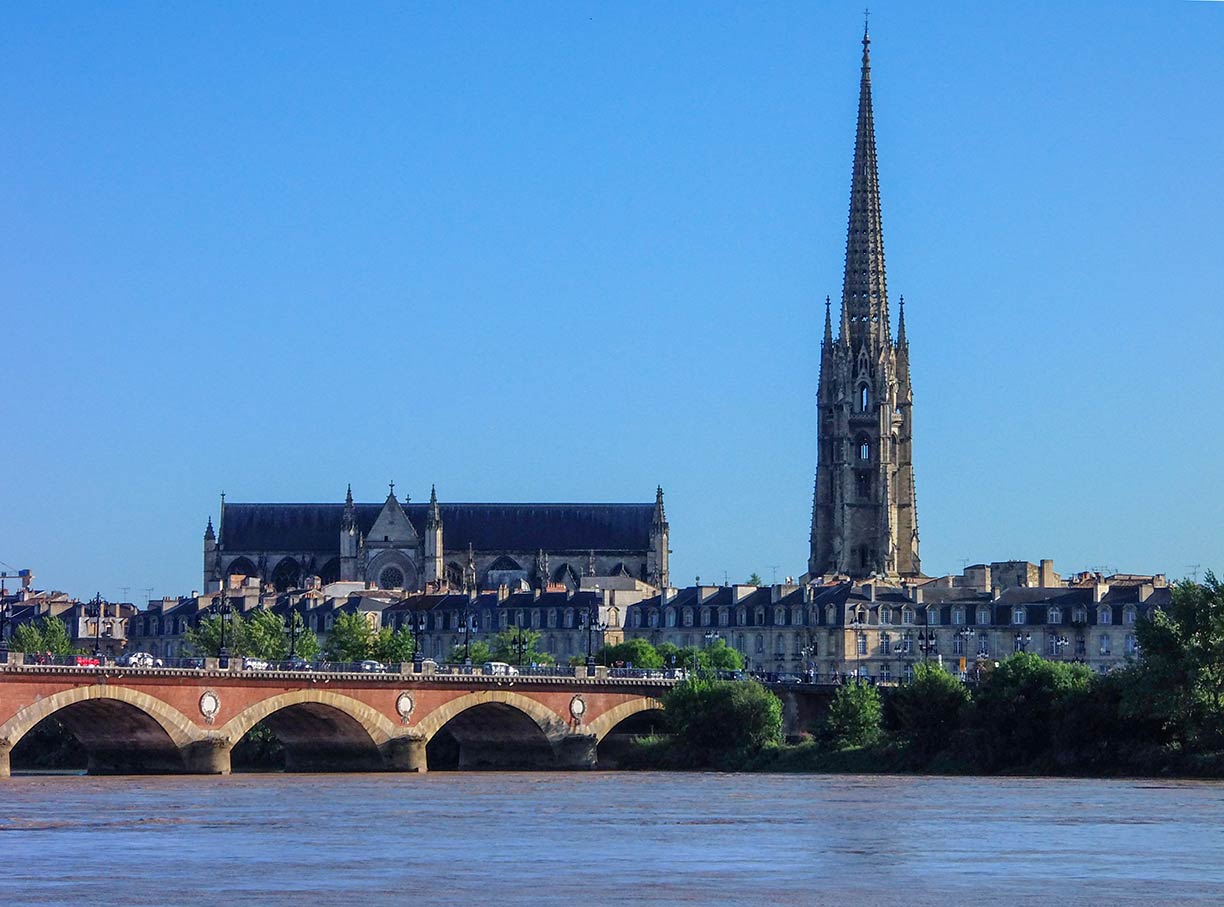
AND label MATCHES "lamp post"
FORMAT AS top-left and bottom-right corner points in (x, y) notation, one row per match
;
(1014, 631), (1032, 654)
(460, 598), (476, 668)
(0, 602), (11, 660)
(514, 617), (527, 668)
(956, 627), (975, 681)
(581, 591), (605, 670)
(1051, 634), (1068, 659)
(412, 609), (426, 671)
(210, 593), (233, 668)
(704, 630), (722, 677)
(90, 592), (104, 660)
(285, 606), (298, 660)
(917, 629), (937, 664)
(848, 613), (864, 683)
